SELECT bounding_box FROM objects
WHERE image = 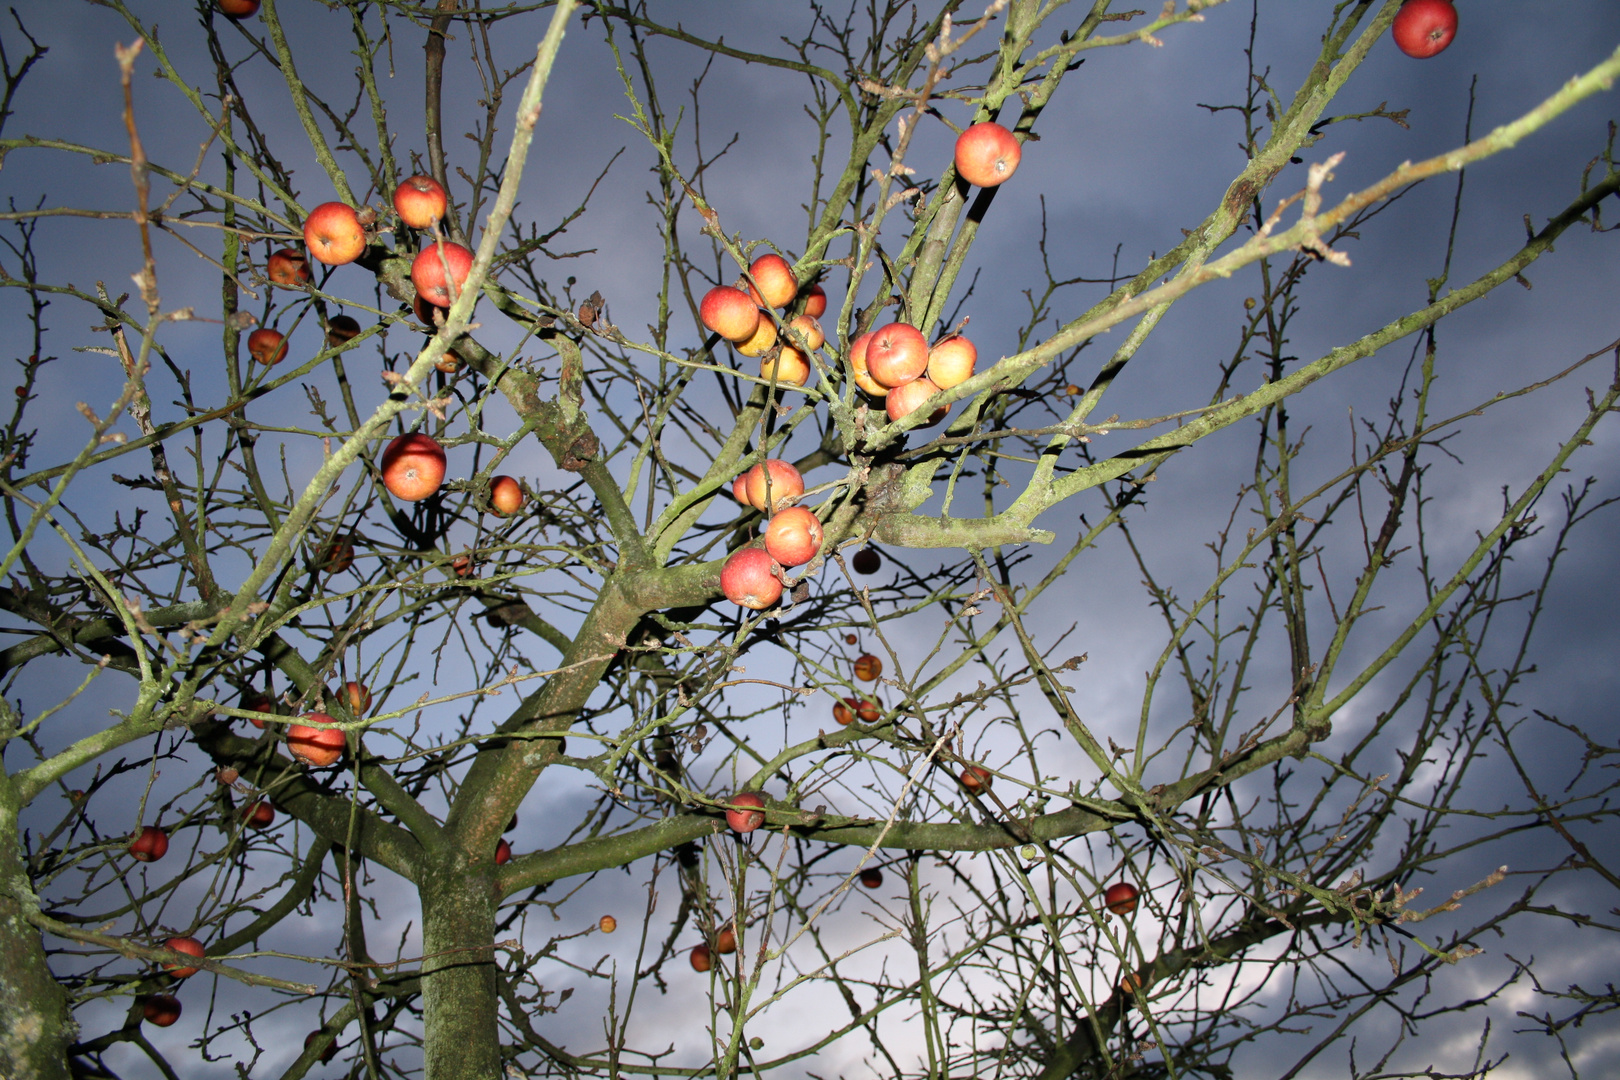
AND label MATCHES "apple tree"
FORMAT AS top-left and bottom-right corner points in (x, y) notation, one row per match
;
(1, 1), (1618, 1079)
